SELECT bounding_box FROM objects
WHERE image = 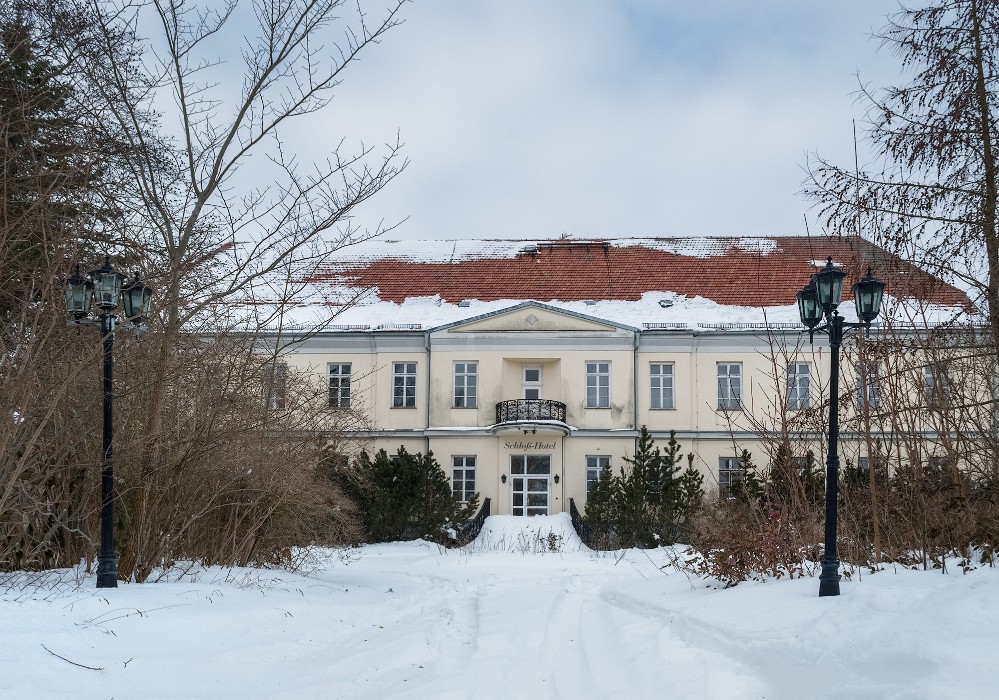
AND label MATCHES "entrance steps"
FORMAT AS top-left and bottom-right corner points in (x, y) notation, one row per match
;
(462, 513), (588, 552)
